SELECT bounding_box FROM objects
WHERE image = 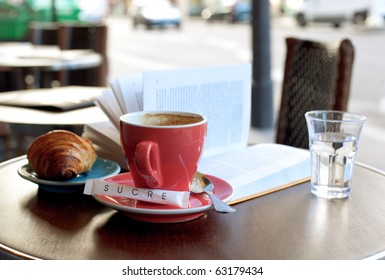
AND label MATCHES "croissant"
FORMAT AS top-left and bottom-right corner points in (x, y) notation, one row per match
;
(27, 130), (97, 180)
